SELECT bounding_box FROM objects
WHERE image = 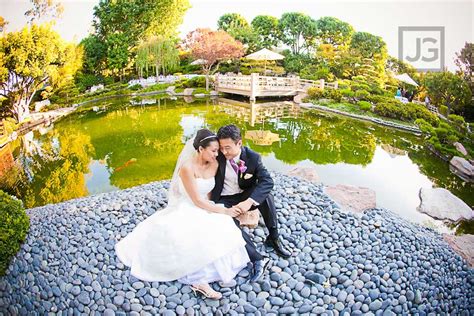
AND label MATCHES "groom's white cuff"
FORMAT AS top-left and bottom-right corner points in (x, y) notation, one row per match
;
(249, 198), (259, 207)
